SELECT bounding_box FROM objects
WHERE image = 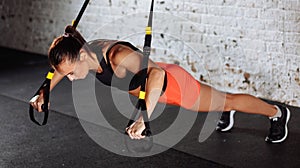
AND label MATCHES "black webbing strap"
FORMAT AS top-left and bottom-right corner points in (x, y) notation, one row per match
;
(72, 0), (89, 28)
(126, 0), (154, 137)
(29, 0), (90, 126)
